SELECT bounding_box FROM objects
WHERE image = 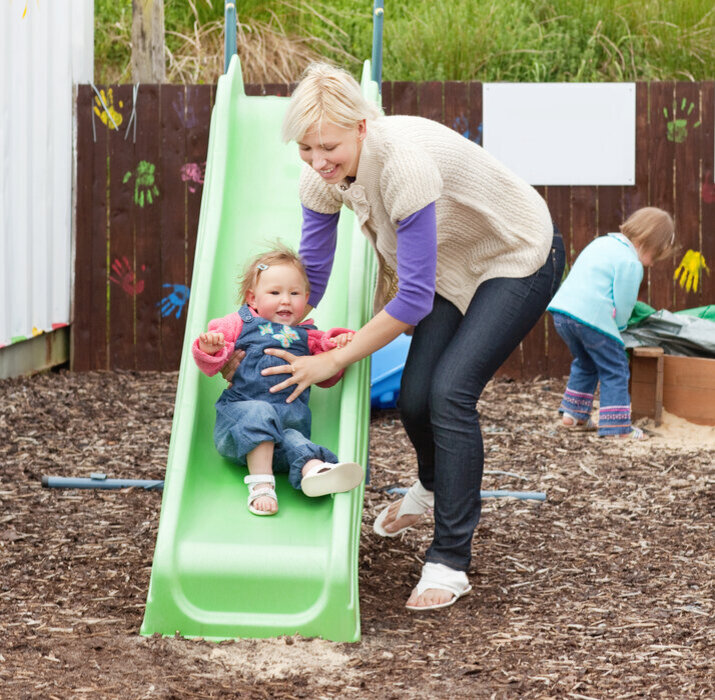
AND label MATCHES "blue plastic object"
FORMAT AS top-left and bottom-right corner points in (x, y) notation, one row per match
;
(370, 334), (411, 409)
